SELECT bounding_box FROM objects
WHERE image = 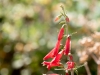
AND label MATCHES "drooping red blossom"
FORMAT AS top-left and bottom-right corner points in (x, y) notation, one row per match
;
(66, 61), (75, 70)
(42, 61), (50, 66)
(42, 50), (64, 70)
(43, 40), (61, 60)
(42, 61), (60, 70)
(64, 35), (71, 55)
(65, 17), (69, 22)
(53, 40), (61, 57)
(43, 48), (55, 60)
(52, 50), (64, 63)
(58, 26), (64, 41)
(47, 63), (61, 70)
